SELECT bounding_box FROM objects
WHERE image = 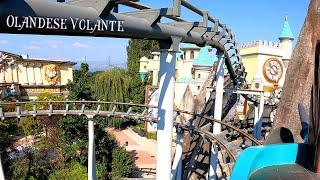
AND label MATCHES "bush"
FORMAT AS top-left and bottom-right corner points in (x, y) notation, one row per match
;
(20, 117), (41, 136)
(49, 162), (87, 180)
(111, 147), (134, 178)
